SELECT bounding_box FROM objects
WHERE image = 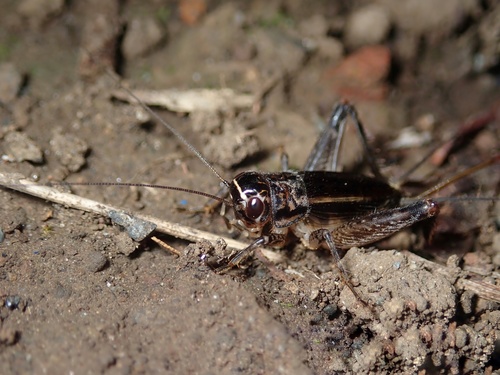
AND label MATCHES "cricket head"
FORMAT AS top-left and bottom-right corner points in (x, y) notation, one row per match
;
(229, 171), (272, 232)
